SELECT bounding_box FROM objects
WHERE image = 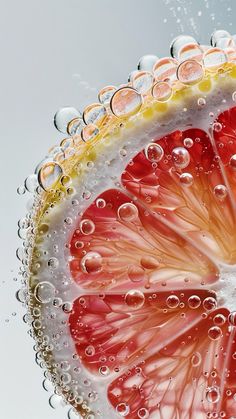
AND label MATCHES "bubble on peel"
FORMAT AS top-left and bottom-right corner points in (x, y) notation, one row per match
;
(177, 60), (204, 84)
(67, 117), (83, 136)
(213, 122), (222, 132)
(229, 154), (236, 169)
(128, 265), (146, 282)
(110, 87), (142, 118)
(206, 386), (220, 403)
(152, 81), (172, 102)
(179, 43), (203, 62)
(211, 30), (231, 47)
(213, 184), (228, 200)
(81, 124), (99, 142)
(38, 162), (63, 191)
(208, 326), (222, 340)
(172, 147), (190, 169)
(166, 295), (179, 308)
(183, 138), (194, 148)
(80, 252), (102, 274)
(79, 219), (95, 235)
(188, 295), (201, 309)
(83, 103), (107, 126)
(153, 57), (177, 81)
(137, 54), (158, 71)
(203, 297), (217, 311)
(34, 281), (55, 304)
(203, 48), (228, 71)
(118, 203), (138, 222)
(54, 107), (81, 134)
(228, 311), (236, 326)
(191, 352), (202, 367)
(98, 85), (117, 104)
(125, 290), (145, 310)
(145, 143), (164, 162)
(99, 365), (110, 376)
(180, 172), (193, 187)
(138, 408), (149, 418)
(85, 345), (95, 357)
(170, 35), (198, 59)
(132, 71), (154, 94)
(116, 402), (130, 416)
